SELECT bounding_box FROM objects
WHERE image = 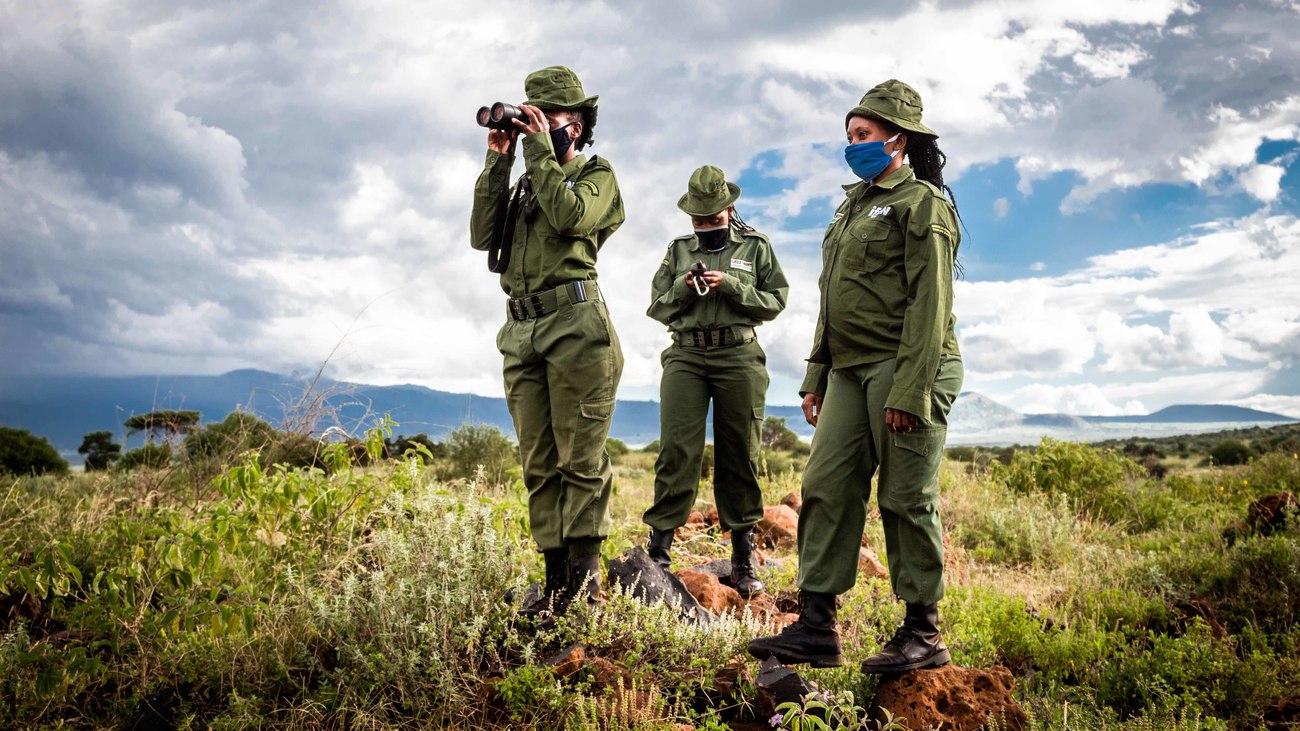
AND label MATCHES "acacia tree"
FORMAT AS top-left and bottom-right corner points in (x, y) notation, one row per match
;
(761, 416), (801, 452)
(124, 410), (202, 445)
(78, 430), (122, 471)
